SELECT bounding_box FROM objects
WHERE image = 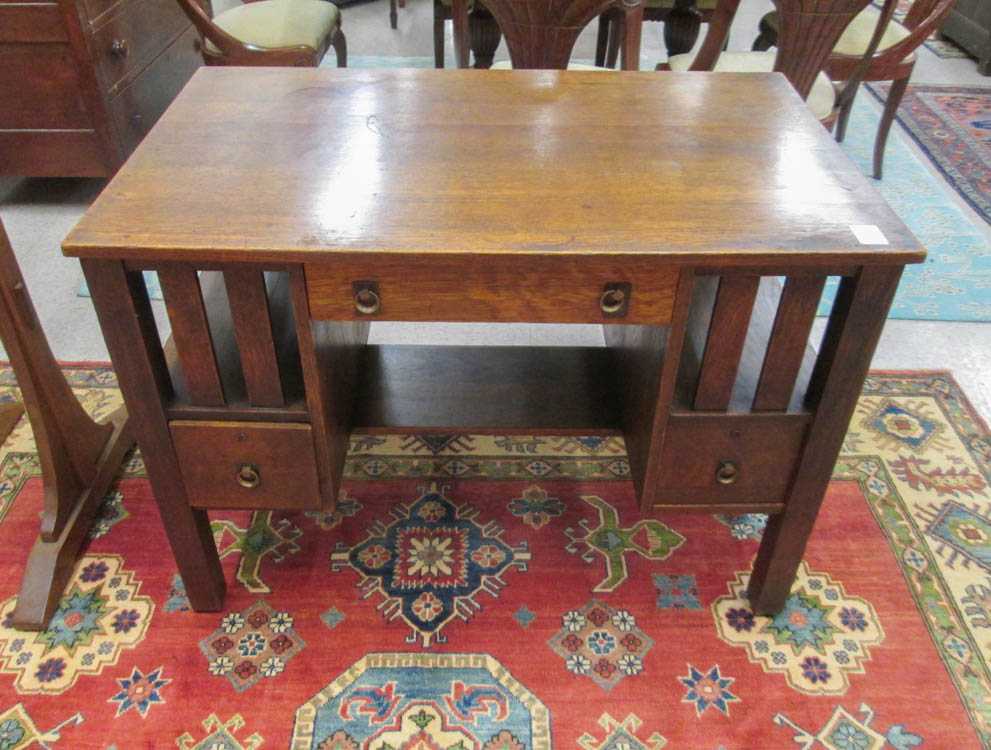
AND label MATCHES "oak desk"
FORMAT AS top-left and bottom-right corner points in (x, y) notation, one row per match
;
(63, 68), (924, 615)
